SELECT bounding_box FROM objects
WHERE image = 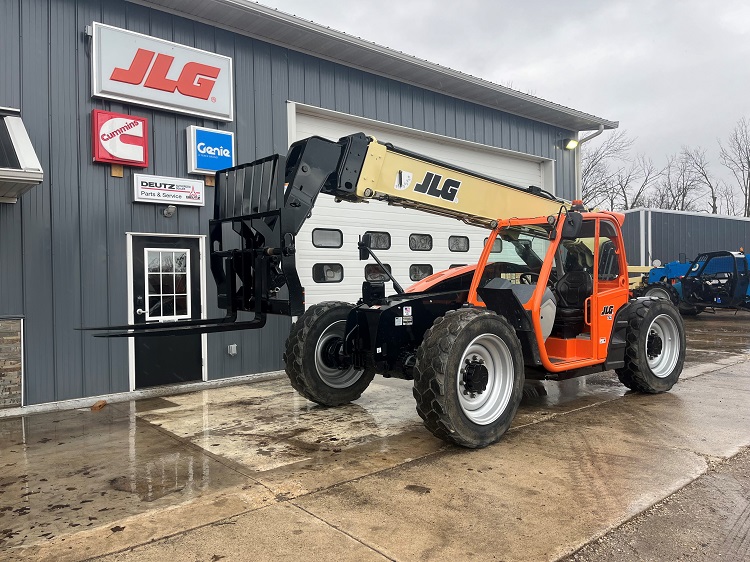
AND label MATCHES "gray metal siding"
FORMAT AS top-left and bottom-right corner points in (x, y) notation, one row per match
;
(648, 212), (750, 263)
(1, 0), (578, 404)
(621, 212), (642, 266)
